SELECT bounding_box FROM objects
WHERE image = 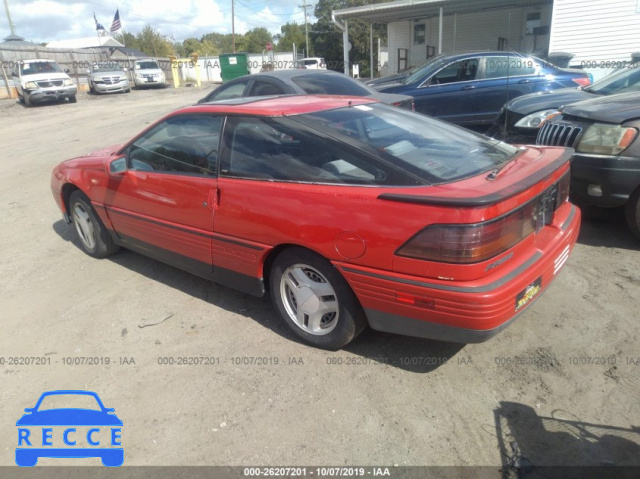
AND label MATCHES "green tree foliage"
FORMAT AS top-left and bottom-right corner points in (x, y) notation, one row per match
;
(244, 27), (274, 53)
(275, 23), (306, 53)
(312, 0), (387, 75)
(123, 24), (174, 57)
